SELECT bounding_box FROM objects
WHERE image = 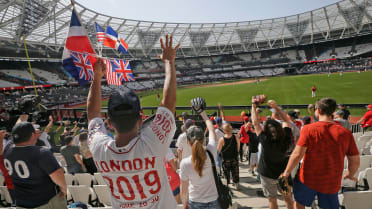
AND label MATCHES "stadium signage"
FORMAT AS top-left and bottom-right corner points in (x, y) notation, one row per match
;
(303, 58), (337, 63)
(0, 84), (52, 91)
